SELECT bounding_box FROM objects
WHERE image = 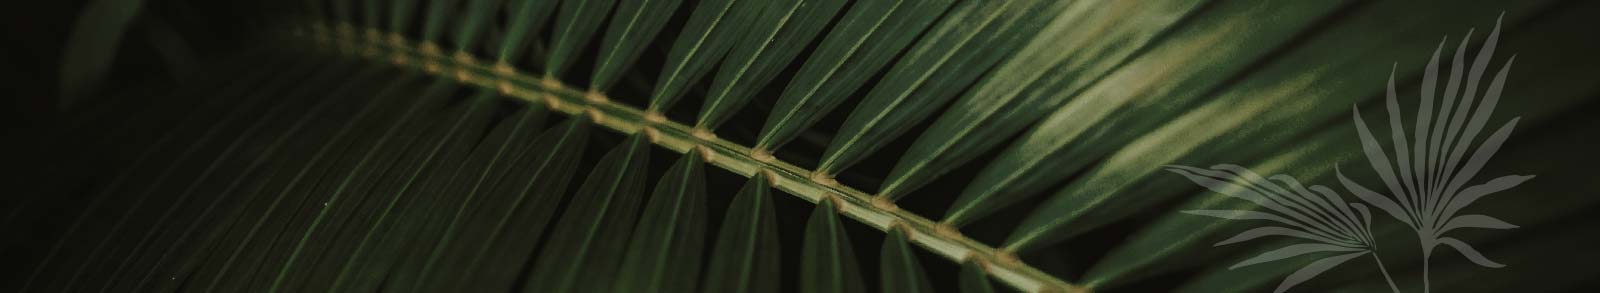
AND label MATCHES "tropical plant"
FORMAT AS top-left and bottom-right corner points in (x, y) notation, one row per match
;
(5, 0), (1600, 292)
